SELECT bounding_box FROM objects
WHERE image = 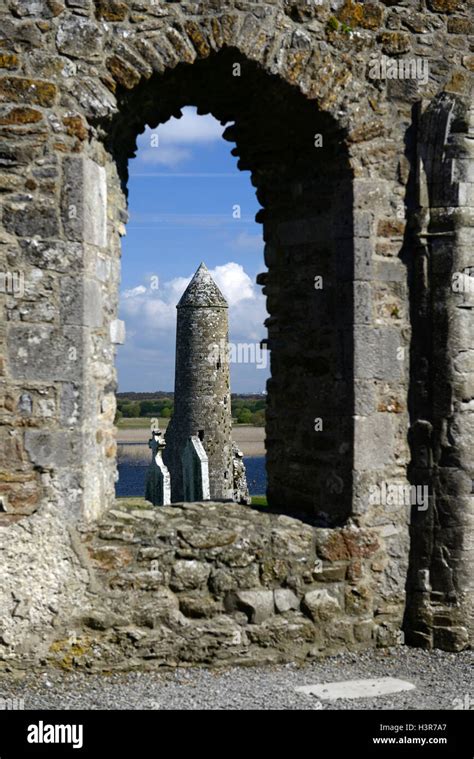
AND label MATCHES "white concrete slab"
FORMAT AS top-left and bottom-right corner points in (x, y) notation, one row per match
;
(296, 677), (415, 701)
